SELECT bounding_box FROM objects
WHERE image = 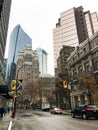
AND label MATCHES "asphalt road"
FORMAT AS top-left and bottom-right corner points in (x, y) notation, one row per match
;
(11, 110), (98, 130)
